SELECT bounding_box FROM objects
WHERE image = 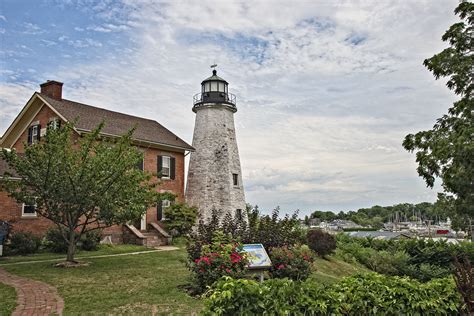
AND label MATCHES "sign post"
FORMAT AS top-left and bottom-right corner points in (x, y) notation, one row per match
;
(242, 244), (272, 283)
